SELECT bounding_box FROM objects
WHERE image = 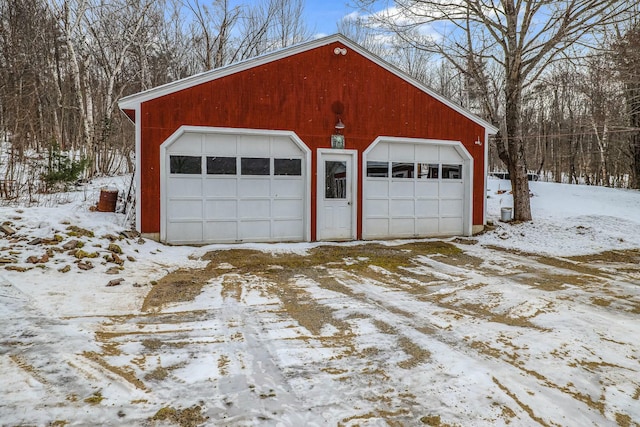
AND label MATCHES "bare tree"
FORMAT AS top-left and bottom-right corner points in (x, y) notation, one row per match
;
(354, 0), (634, 220)
(522, 61), (626, 186)
(48, 0), (95, 163)
(183, 0), (311, 71)
(233, 0), (311, 62)
(337, 13), (387, 54)
(139, 0), (198, 86)
(267, 0), (310, 48)
(46, 0), (160, 176)
(613, 20), (640, 189)
(529, 66), (585, 184)
(0, 0), (62, 195)
(0, 0), (60, 156)
(85, 0), (156, 174)
(184, 0), (241, 70)
(580, 55), (626, 186)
